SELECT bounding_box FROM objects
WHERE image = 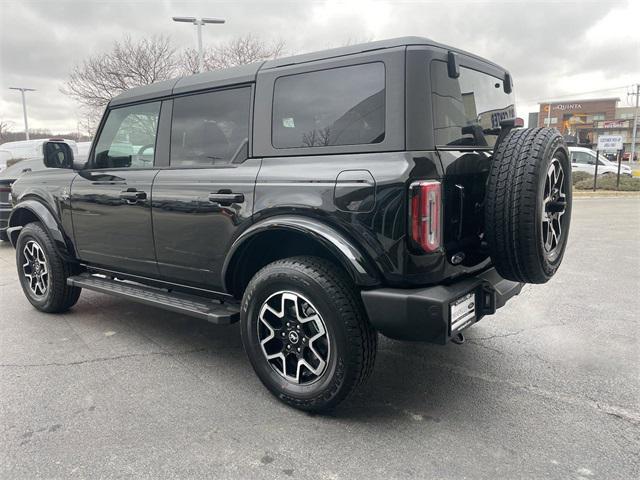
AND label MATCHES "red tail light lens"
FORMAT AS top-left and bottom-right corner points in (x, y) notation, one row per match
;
(410, 180), (442, 253)
(0, 186), (11, 193)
